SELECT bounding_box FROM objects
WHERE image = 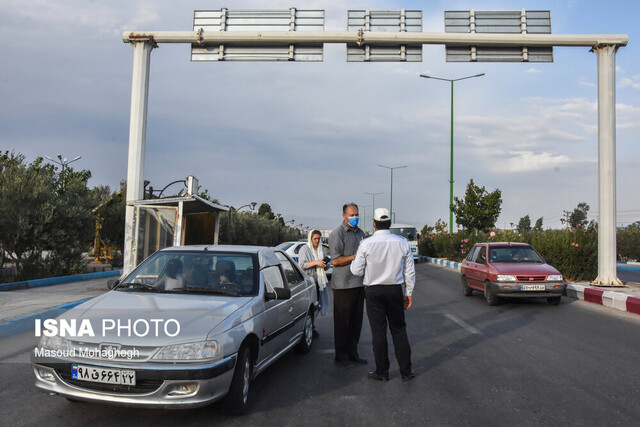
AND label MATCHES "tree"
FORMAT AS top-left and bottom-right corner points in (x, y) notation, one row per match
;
(0, 151), (56, 278)
(434, 219), (448, 234)
(257, 203), (275, 220)
(451, 179), (502, 232)
(0, 151), (99, 280)
(534, 217), (544, 231)
(420, 224), (433, 236)
(516, 215), (532, 233)
(569, 202), (590, 228)
(44, 165), (96, 276)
